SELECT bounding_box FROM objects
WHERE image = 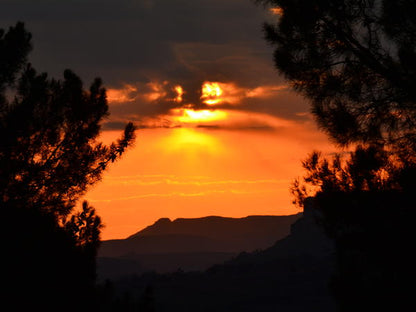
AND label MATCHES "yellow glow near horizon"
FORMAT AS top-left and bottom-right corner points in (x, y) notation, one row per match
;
(160, 128), (223, 158)
(201, 82), (223, 105)
(175, 109), (228, 123)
